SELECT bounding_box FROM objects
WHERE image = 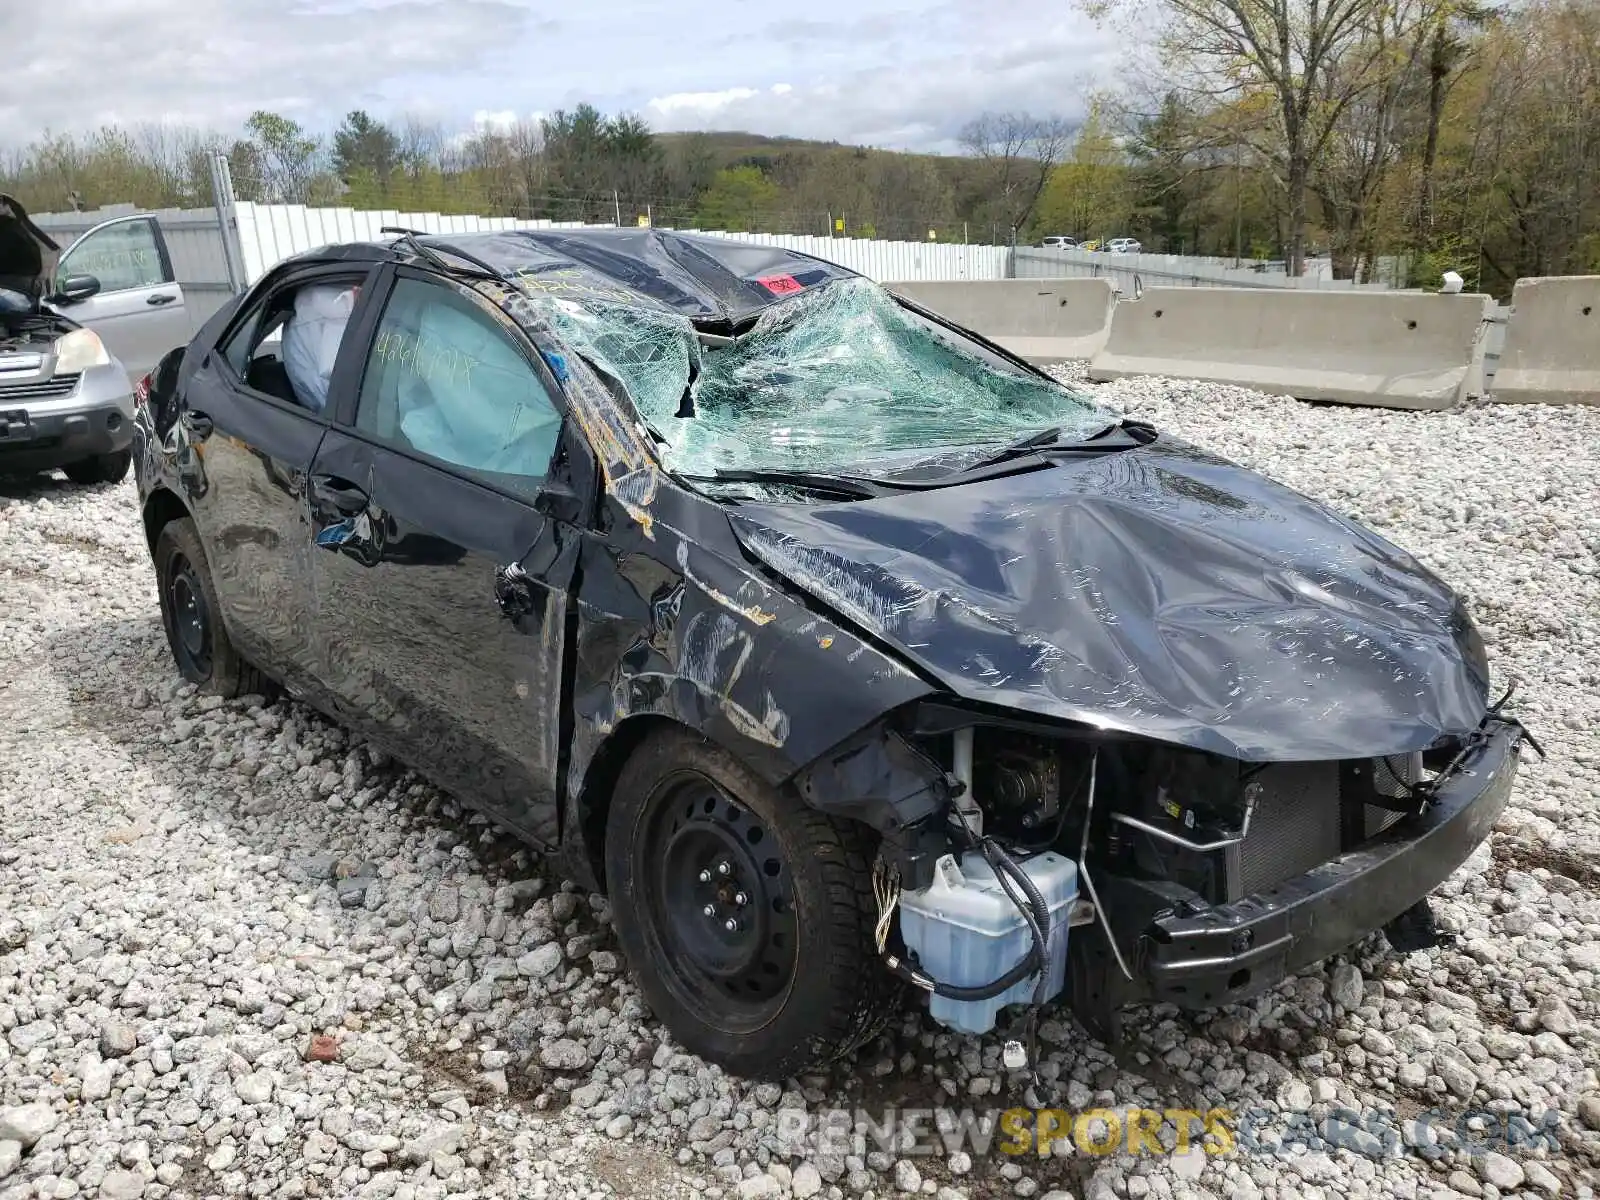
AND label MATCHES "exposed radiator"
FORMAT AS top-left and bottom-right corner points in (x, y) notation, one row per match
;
(1219, 754), (1427, 900)
(1224, 762), (1343, 900)
(1366, 752), (1424, 837)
